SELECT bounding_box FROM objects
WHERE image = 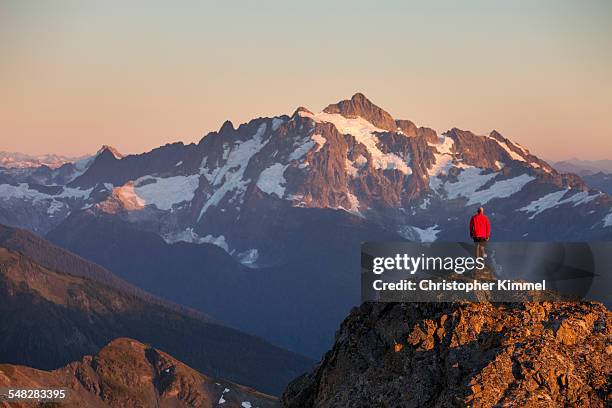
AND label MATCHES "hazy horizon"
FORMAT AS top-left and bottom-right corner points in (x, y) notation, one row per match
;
(1, 1), (611, 160)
